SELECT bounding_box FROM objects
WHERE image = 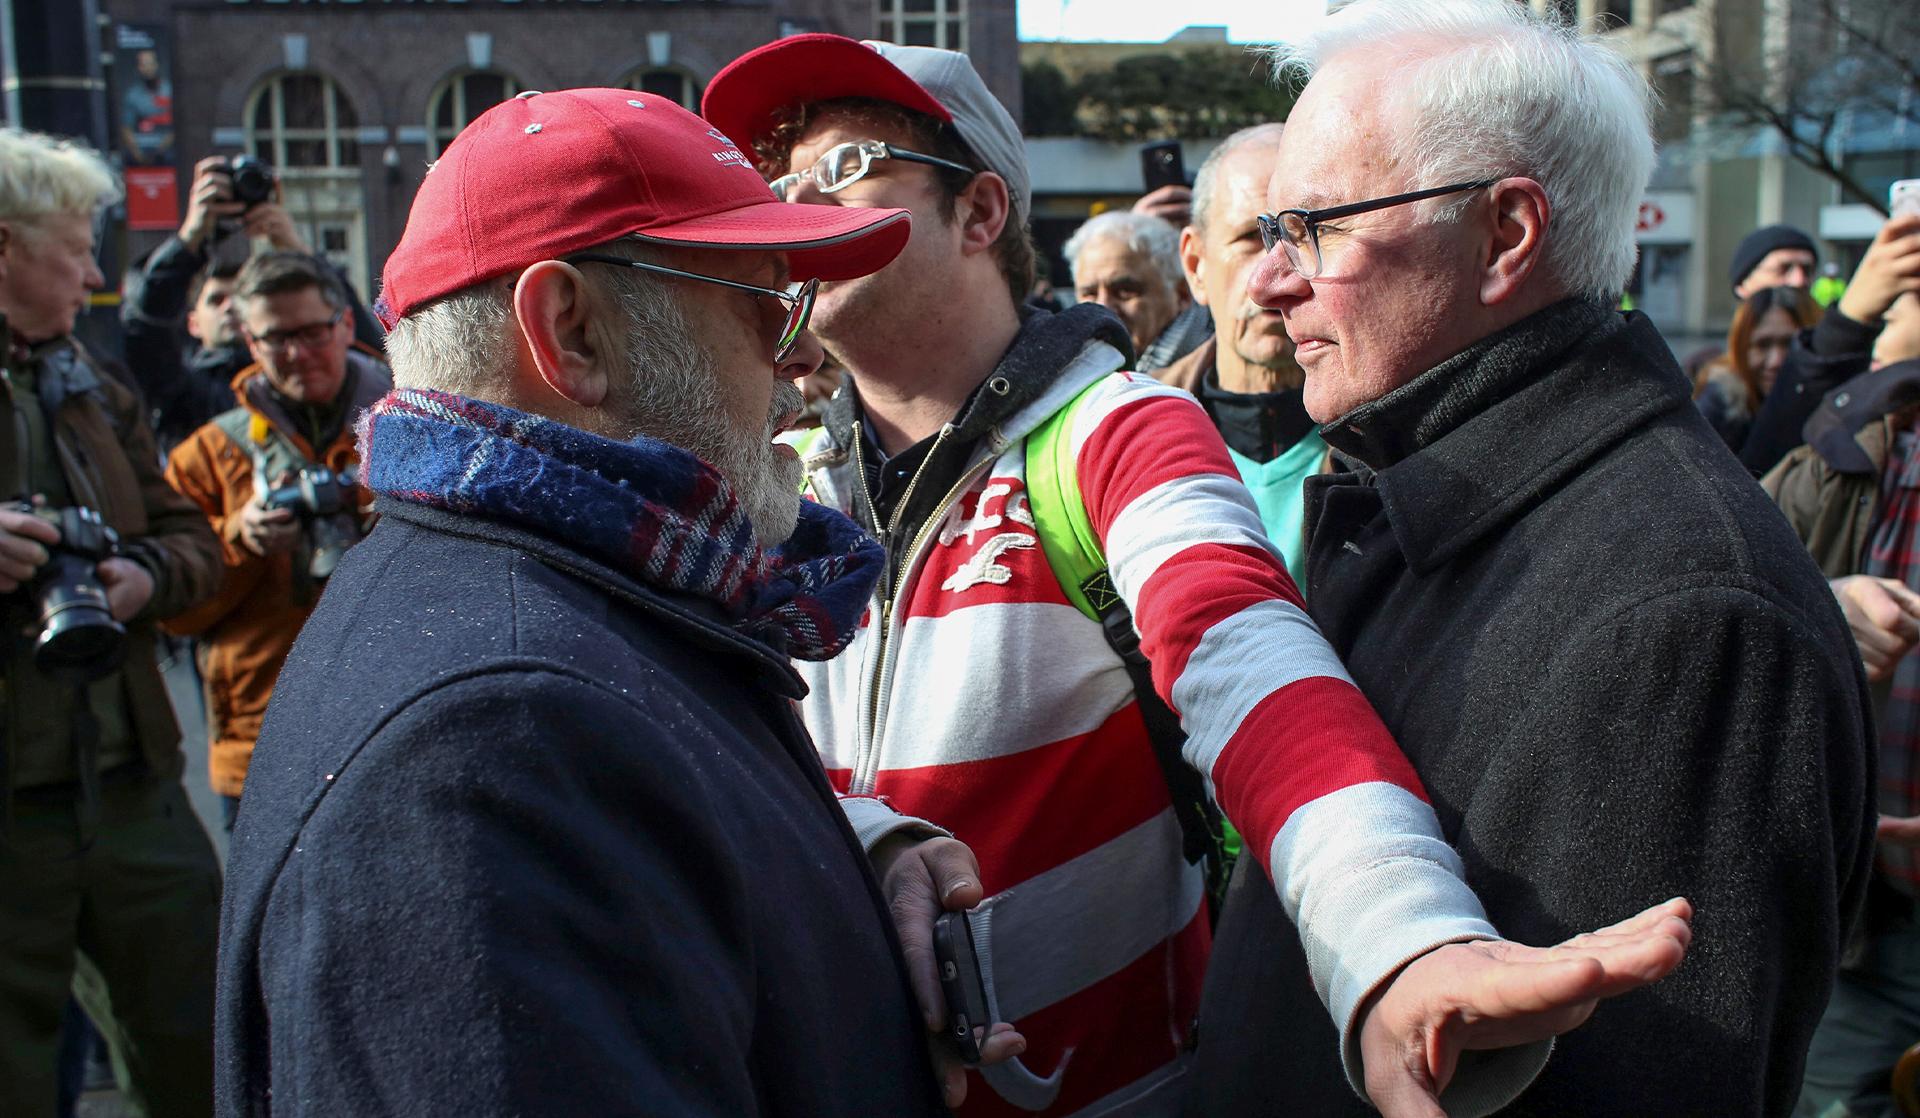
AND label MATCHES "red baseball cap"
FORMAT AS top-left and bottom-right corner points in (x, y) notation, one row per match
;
(704, 33), (953, 151)
(377, 87), (910, 327)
